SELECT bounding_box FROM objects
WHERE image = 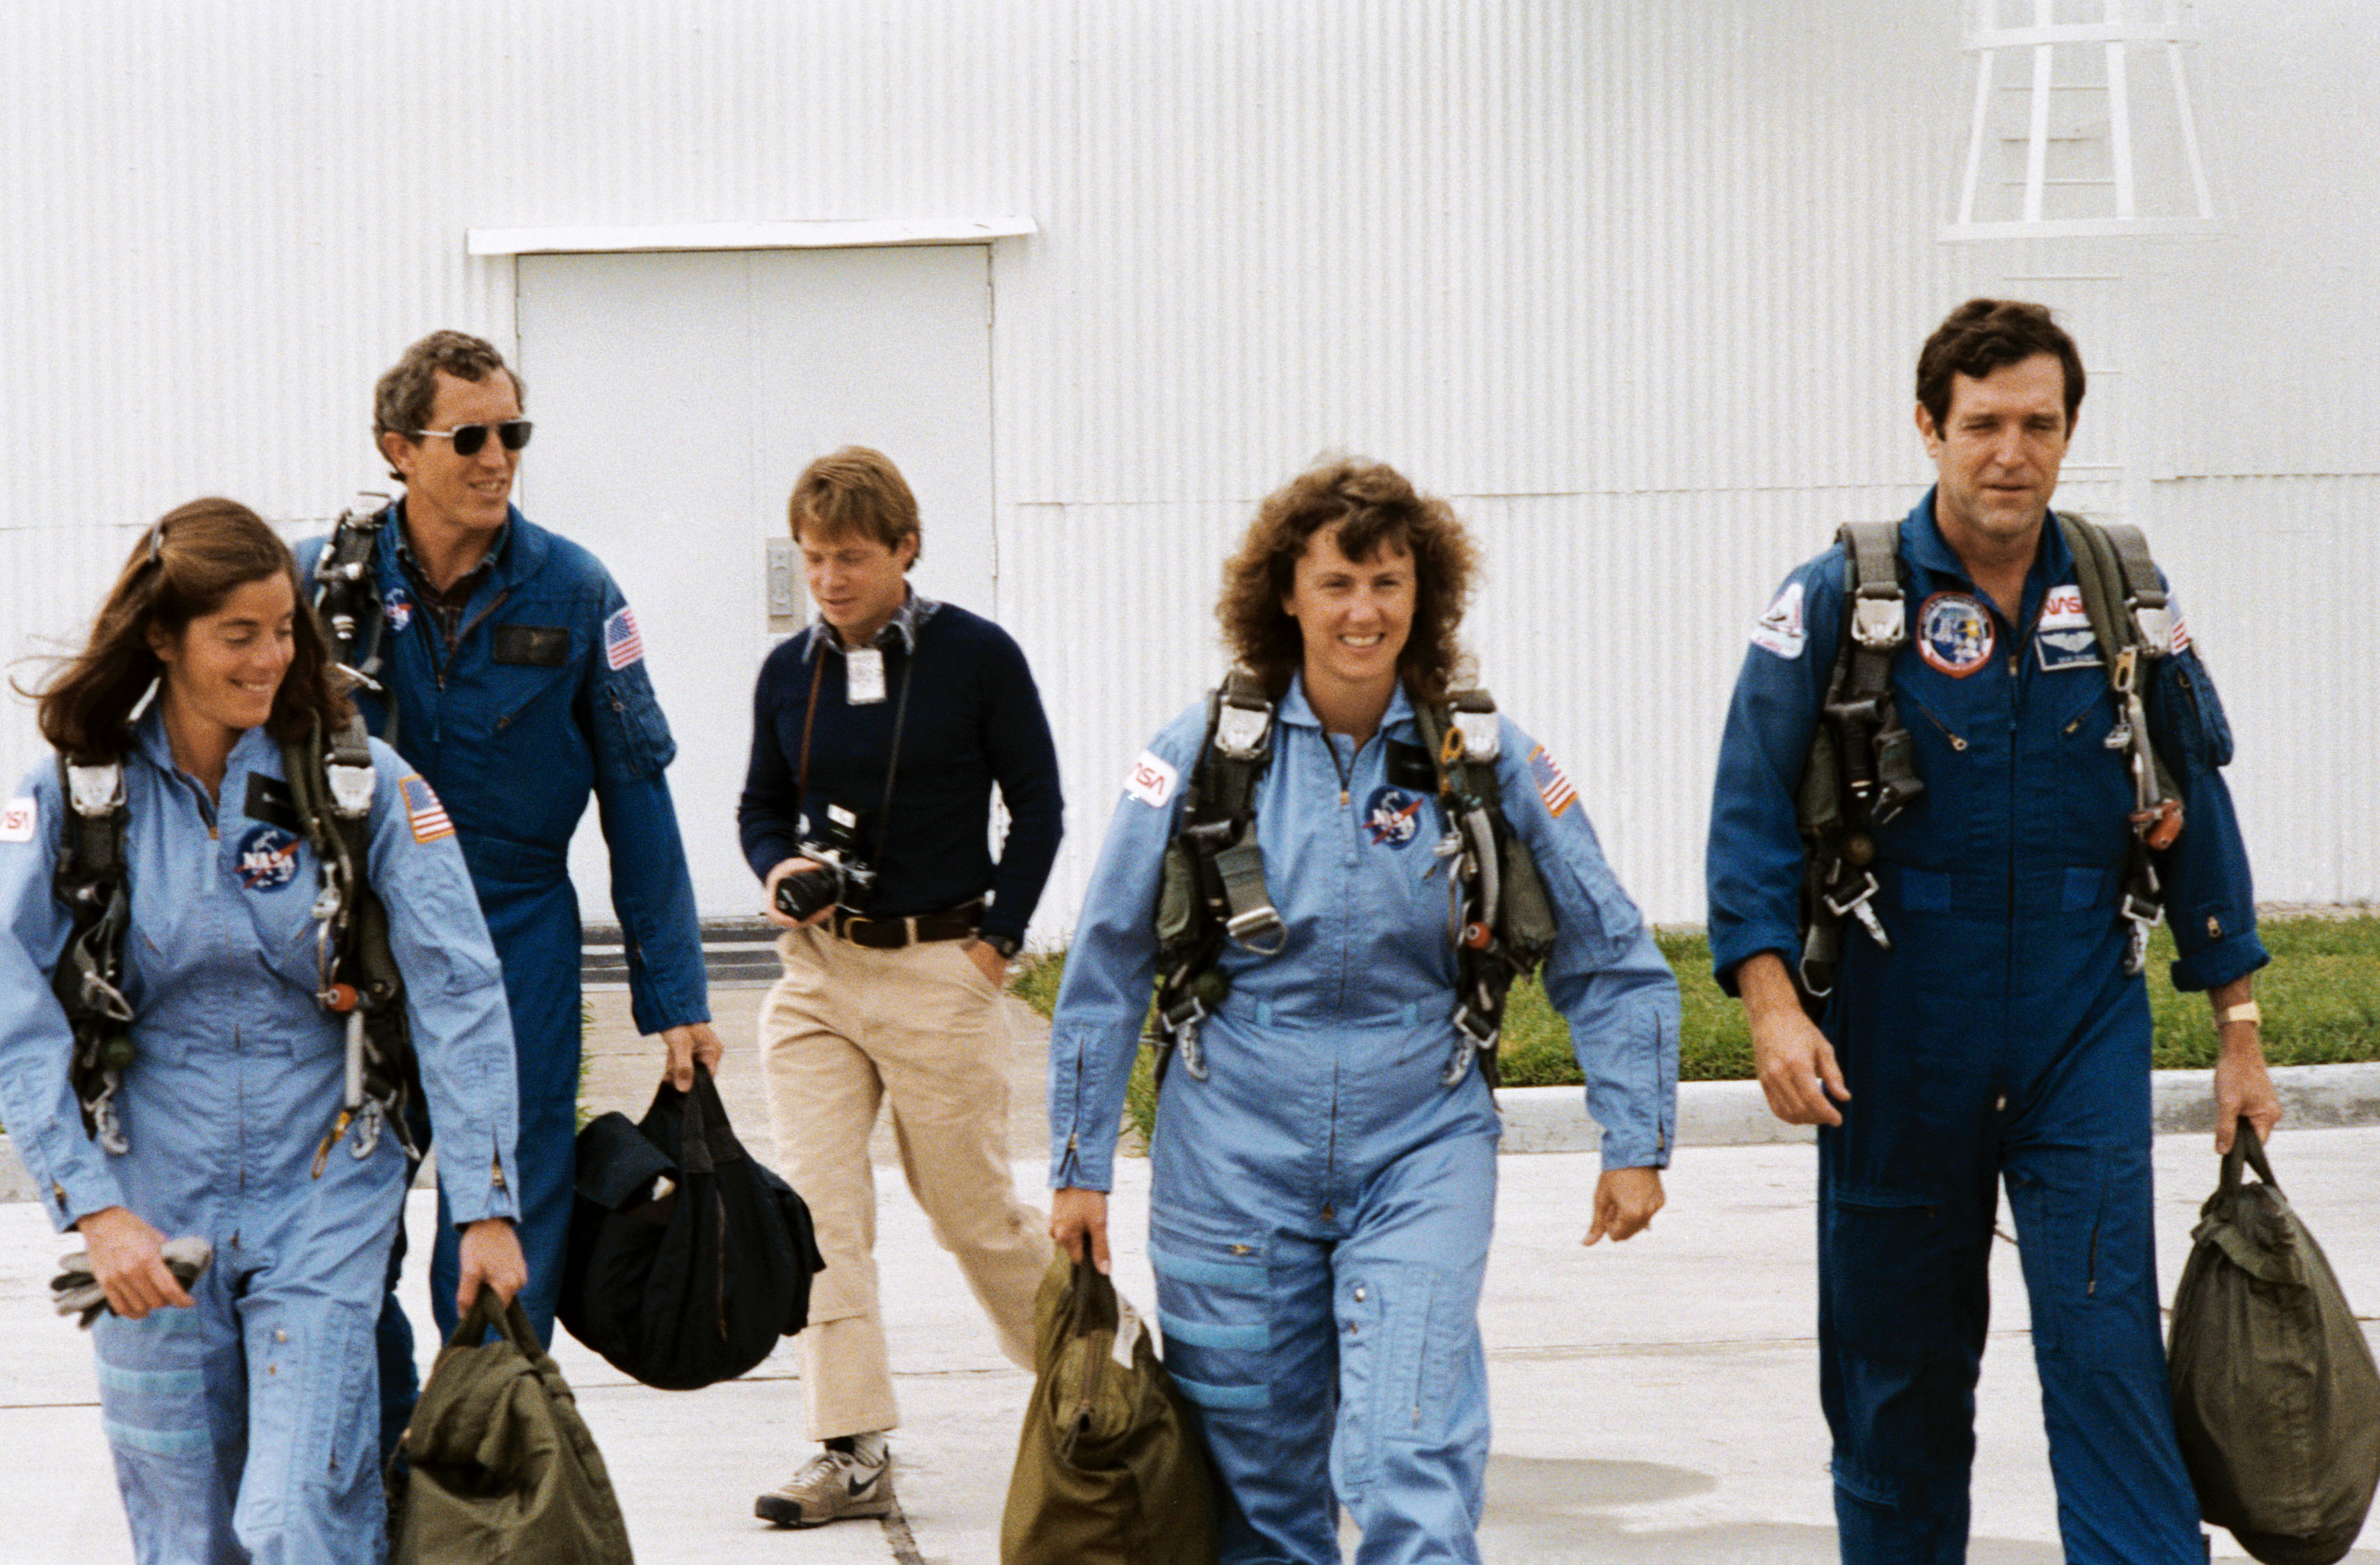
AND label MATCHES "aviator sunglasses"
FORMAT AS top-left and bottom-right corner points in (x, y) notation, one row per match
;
(411, 419), (534, 456)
